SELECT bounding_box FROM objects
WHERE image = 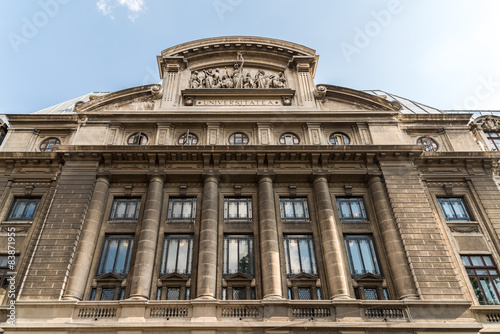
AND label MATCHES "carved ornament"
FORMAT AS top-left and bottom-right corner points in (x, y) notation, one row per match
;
(474, 115), (500, 132)
(449, 225), (480, 233)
